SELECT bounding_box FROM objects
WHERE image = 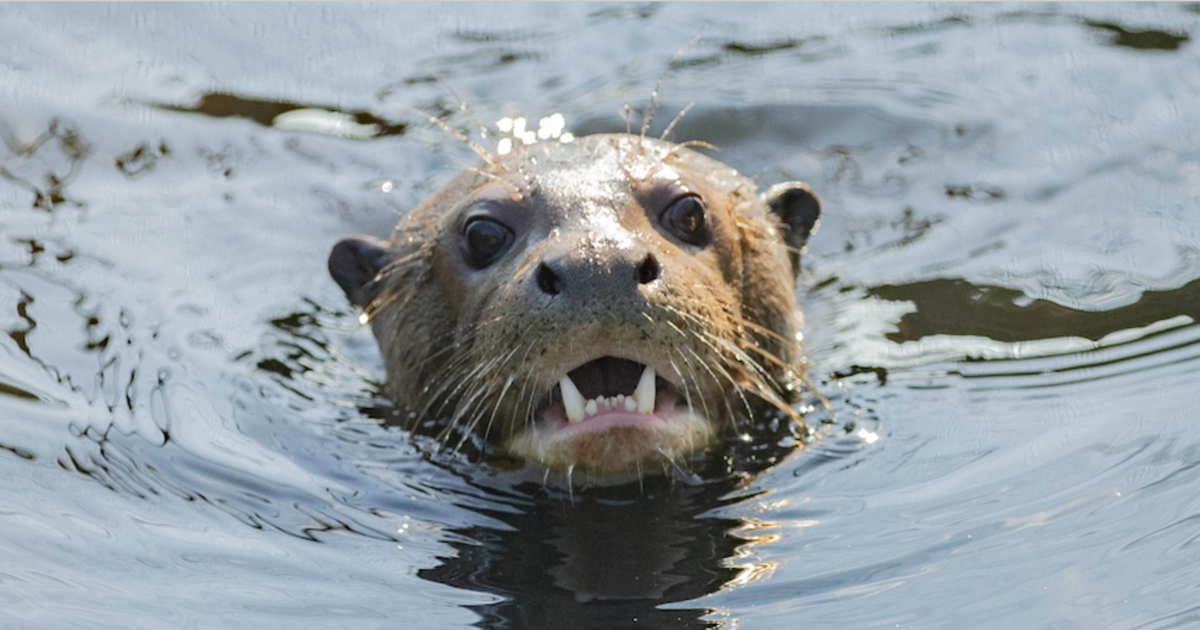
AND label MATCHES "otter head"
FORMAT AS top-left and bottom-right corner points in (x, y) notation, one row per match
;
(329, 134), (820, 484)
